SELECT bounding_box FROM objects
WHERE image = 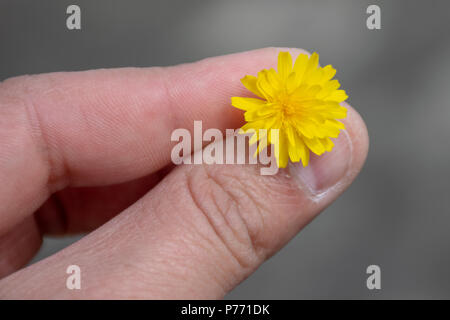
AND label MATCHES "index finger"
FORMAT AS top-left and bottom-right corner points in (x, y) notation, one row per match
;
(0, 47), (306, 233)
